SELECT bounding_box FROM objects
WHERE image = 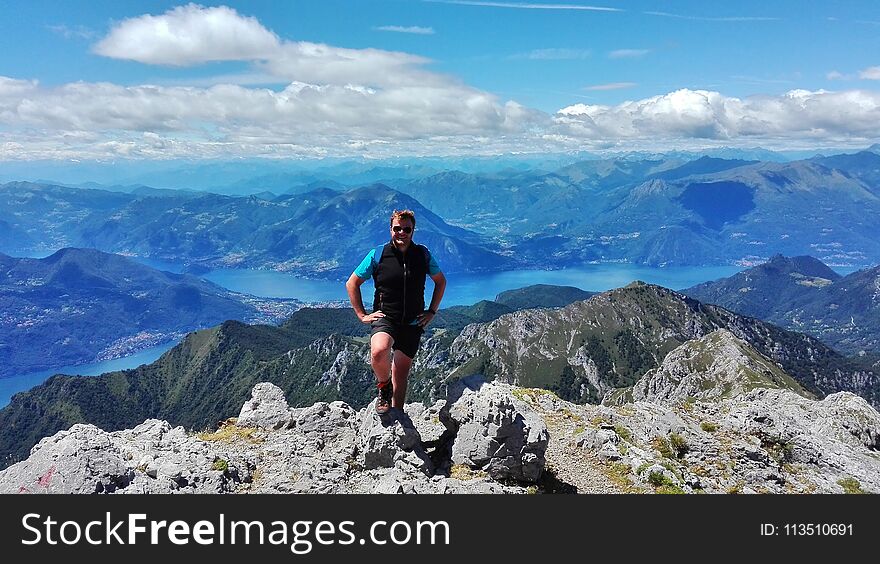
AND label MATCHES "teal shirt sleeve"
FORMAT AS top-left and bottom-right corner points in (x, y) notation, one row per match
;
(428, 250), (441, 276)
(354, 249), (376, 279)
